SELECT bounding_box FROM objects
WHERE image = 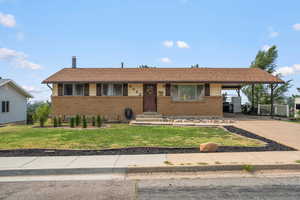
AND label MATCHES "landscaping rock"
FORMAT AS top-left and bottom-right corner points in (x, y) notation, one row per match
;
(200, 142), (219, 152)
